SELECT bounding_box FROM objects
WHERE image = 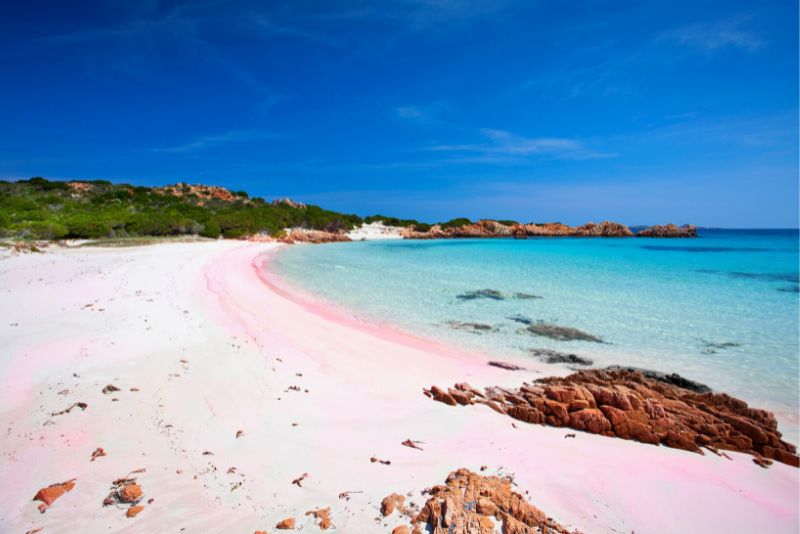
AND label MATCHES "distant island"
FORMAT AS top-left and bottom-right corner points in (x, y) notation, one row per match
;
(0, 177), (696, 243)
